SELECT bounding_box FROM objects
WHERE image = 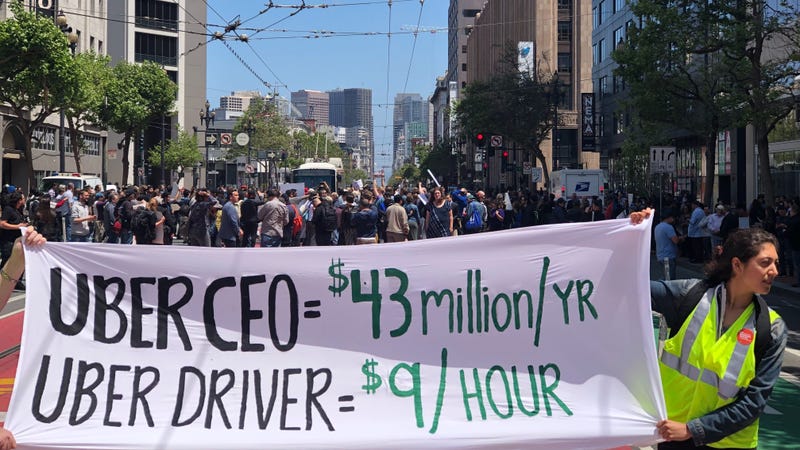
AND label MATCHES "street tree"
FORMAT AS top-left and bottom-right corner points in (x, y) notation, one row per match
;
(719, 0), (800, 204)
(0, 3), (78, 189)
(419, 141), (457, 185)
(455, 45), (558, 188)
(65, 52), (112, 173)
(614, 0), (743, 207)
(101, 60), (177, 185)
(147, 127), (202, 180)
(228, 98), (292, 160)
